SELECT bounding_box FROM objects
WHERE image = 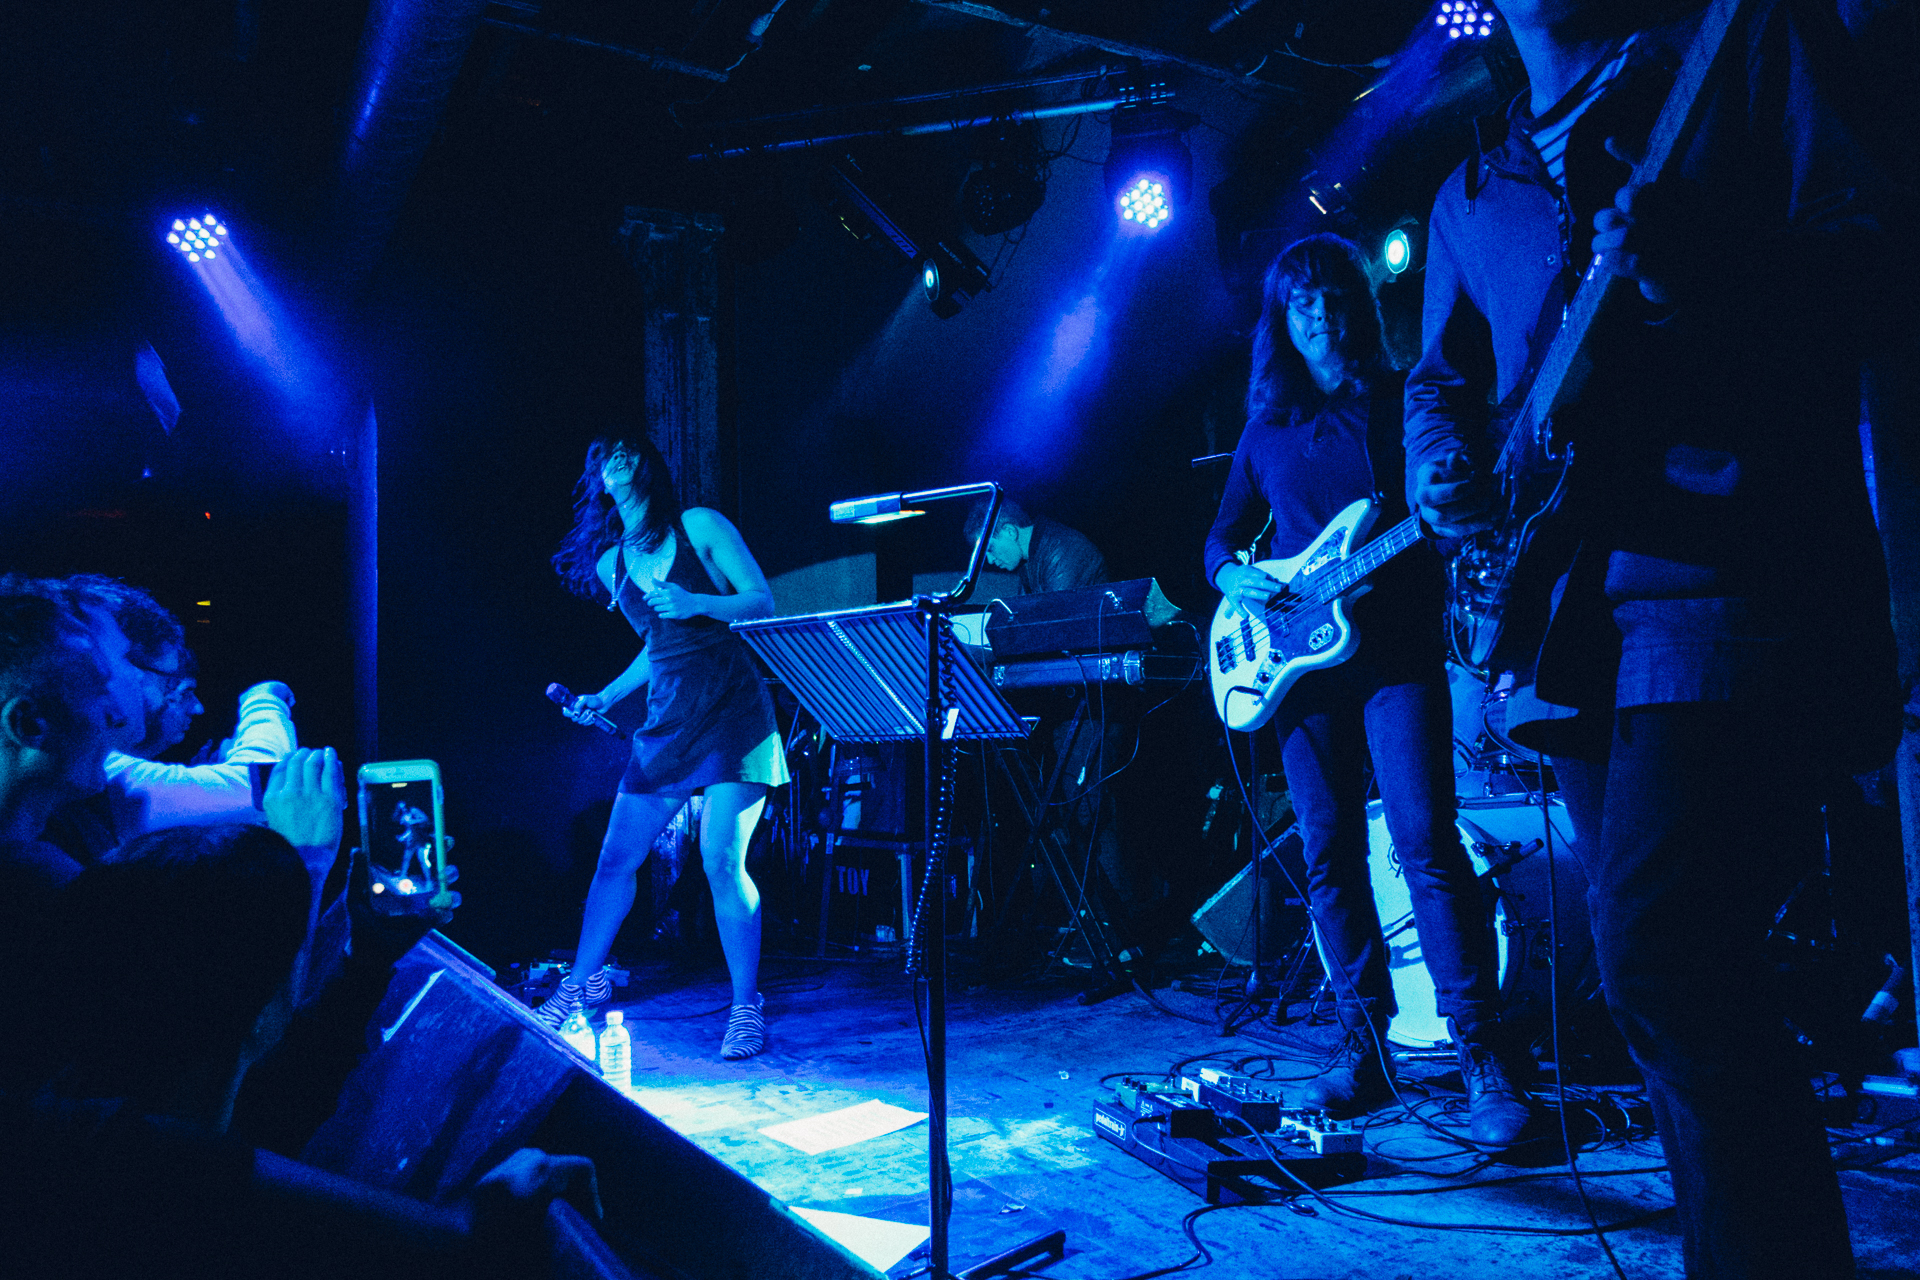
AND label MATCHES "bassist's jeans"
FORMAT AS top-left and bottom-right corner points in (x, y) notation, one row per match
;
(1276, 669), (1499, 1028)
(1554, 706), (1854, 1280)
